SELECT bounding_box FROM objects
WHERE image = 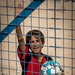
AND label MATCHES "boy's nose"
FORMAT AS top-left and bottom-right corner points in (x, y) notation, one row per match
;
(33, 41), (40, 46)
(34, 42), (37, 46)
